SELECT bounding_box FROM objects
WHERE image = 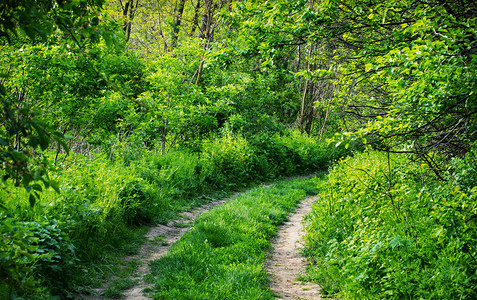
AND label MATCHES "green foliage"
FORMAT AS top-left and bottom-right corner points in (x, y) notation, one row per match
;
(137, 149), (206, 214)
(233, 0), (477, 169)
(0, 215), (77, 298)
(201, 133), (254, 188)
(1, 42), (147, 146)
(0, 128), (333, 297)
(146, 176), (319, 299)
(303, 151), (477, 298)
(446, 142), (477, 191)
(0, 0), (122, 203)
(0, 214), (44, 298)
(0, 0), (105, 43)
